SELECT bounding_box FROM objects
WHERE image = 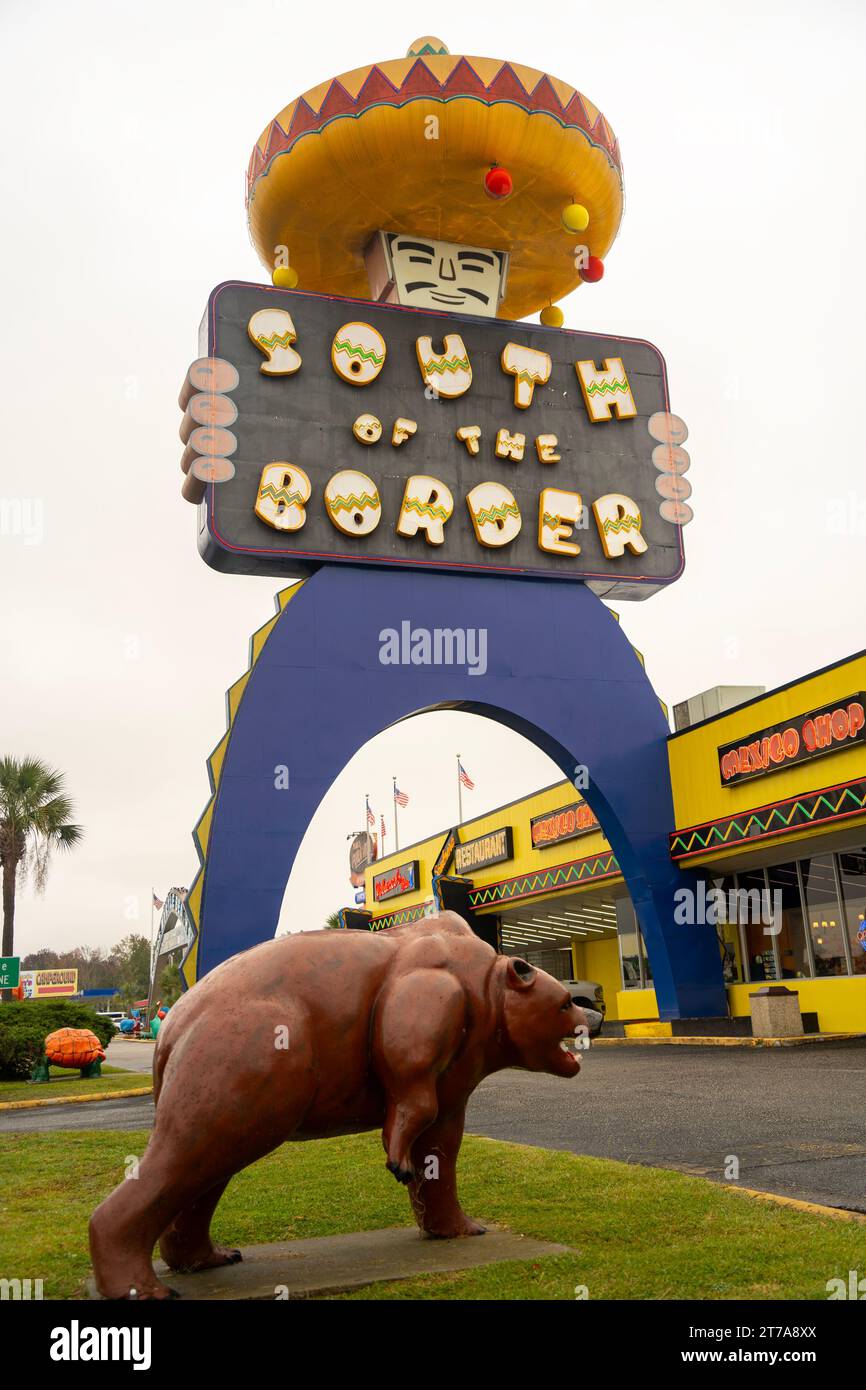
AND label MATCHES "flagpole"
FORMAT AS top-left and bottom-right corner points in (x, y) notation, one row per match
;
(392, 776), (400, 853)
(456, 754), (463, 825)
(147, 889), (156, 1025)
